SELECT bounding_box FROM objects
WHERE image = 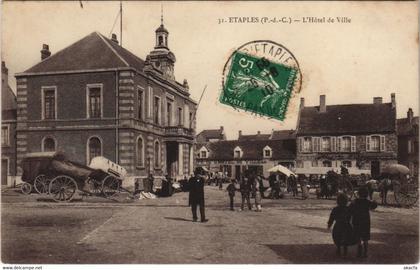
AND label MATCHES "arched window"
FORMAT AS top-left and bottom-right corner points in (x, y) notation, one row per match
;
(87, 137), (102, 163)
(136, 136), (144, 167)
(42, 137), (56, 152)
(154, 140), (160, 167)
(158, 36), (163, 46)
